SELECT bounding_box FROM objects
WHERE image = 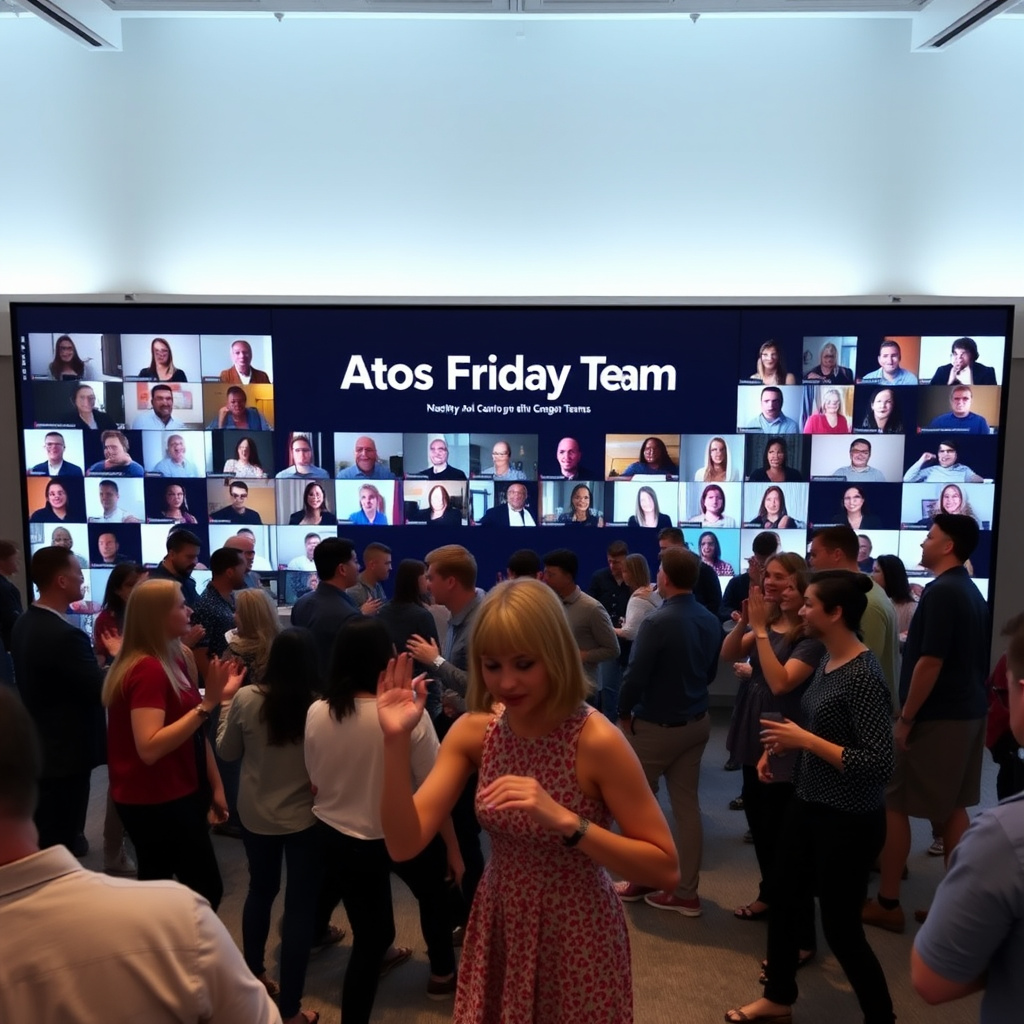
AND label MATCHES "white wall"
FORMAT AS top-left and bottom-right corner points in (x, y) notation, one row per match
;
(1, 13), (1023, 657)
(0, 16), (1023, 303)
